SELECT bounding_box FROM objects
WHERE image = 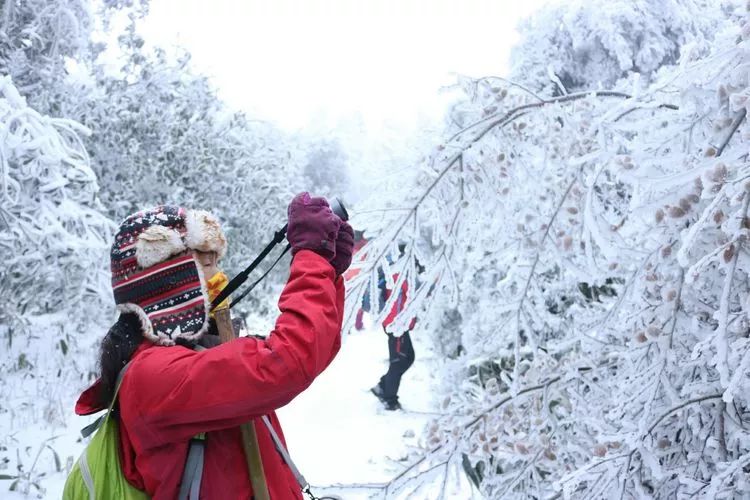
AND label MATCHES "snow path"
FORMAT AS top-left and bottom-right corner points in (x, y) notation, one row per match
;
(277, 326), (439, 498)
